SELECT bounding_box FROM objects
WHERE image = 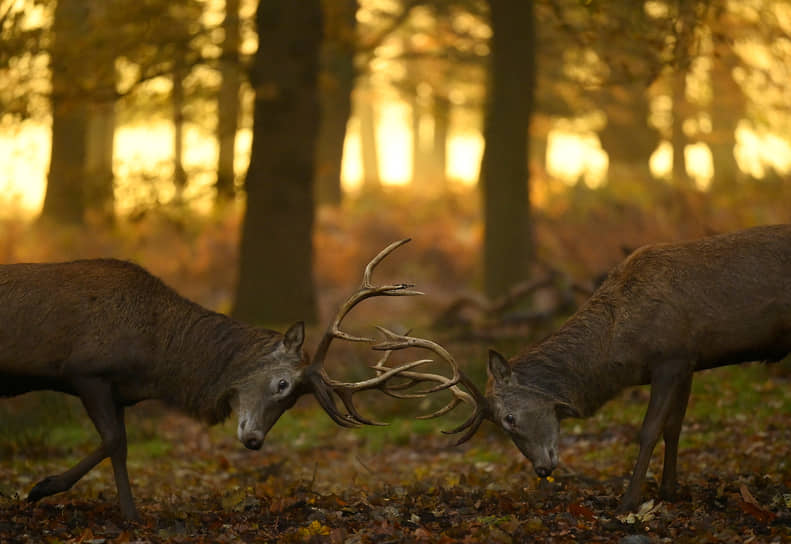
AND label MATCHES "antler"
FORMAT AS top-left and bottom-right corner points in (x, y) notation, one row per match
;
(371, 327), (490, 445)
(307, 239), (440, 427)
